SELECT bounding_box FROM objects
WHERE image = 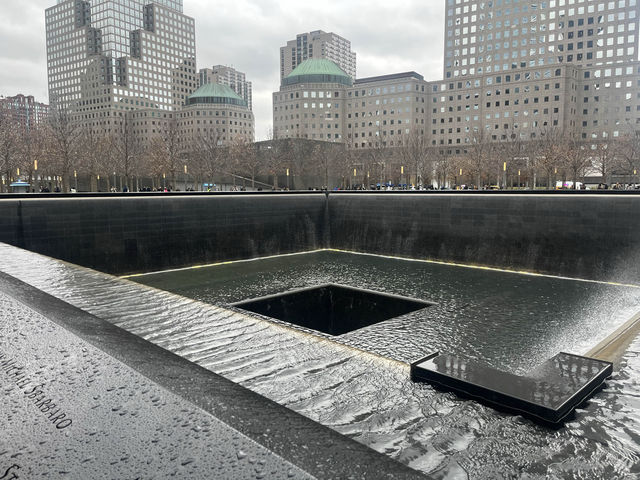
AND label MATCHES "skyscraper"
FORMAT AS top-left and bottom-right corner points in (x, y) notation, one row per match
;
(434, 0), (640, 148)
(280, 31), (356, 80)
(45, 0), (197, 130)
